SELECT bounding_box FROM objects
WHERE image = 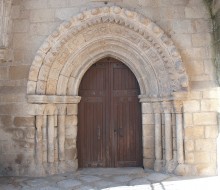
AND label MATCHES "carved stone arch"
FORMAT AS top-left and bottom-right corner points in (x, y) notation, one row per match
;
(27, 6), (188, 98)
(27, 6), (189, 176)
